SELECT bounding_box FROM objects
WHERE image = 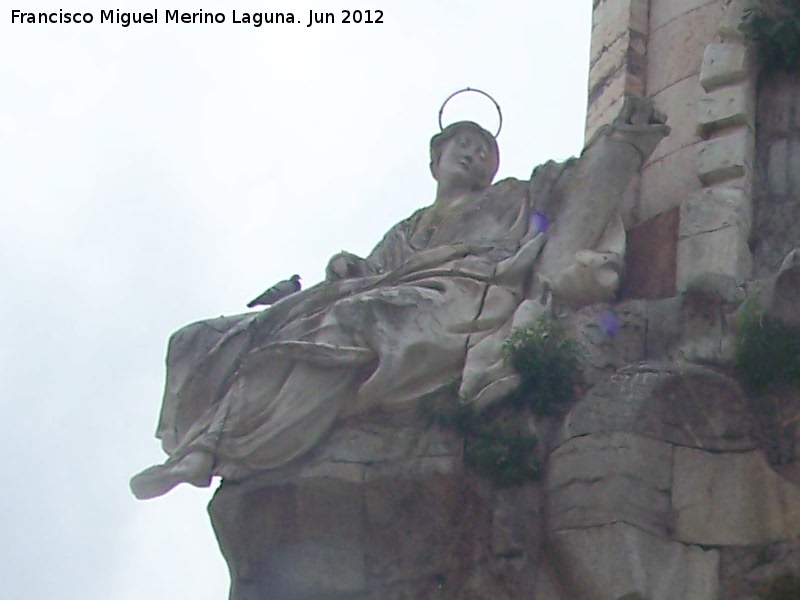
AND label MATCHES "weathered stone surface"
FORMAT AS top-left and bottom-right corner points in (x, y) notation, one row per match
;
(640, 144), (701, 222)
(697, 126), (755, 185)
(719, 542), (800, 599)
(560, 364), (755, 451)
(650, 0), (717, 32)
(589, 35), (632, 93)
(676, 187), (753, 287)
(759, 248), (800, 330)
(718, 0), (759, 40)
(679, 187), (752, 239)
(546, 432), (672, 536)
(753, 70), (800, 277)
(673, 447), (800, 545)
(491, 485), (543, 558)
(757, 69), (800, 137)
(591, 0), (648, 57)
(585, 69), (646, 143)
(698, 81), (756, 134)
(700, 42), (750, 91)
(565, 301), (648, 386)
(649, 76), (703, 163)
(677, 222), (753, 288)
(206, 413), (556, 599)
(363, 472), (490, 583)
(645, 296), (683, 358)
(647, 1), (725, 95)
(673, 274), (743, 364)
(753, 197), (800, 277)
(548, 523), (719, 600)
